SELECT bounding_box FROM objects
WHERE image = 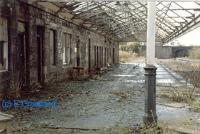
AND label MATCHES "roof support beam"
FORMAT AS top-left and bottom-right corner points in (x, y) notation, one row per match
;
(164, 13), (200, 43)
